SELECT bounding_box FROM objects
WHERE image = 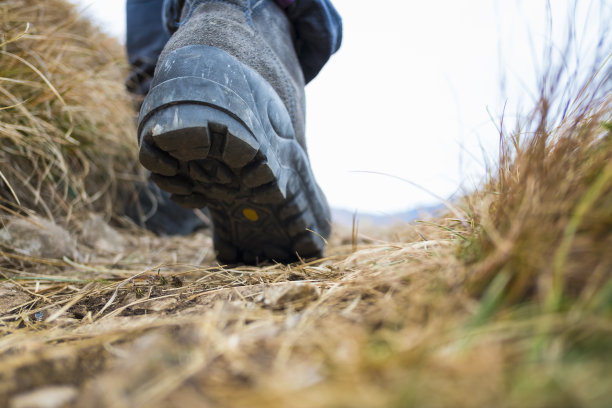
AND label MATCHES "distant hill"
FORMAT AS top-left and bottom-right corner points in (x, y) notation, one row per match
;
(331, 203), (445, 226)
